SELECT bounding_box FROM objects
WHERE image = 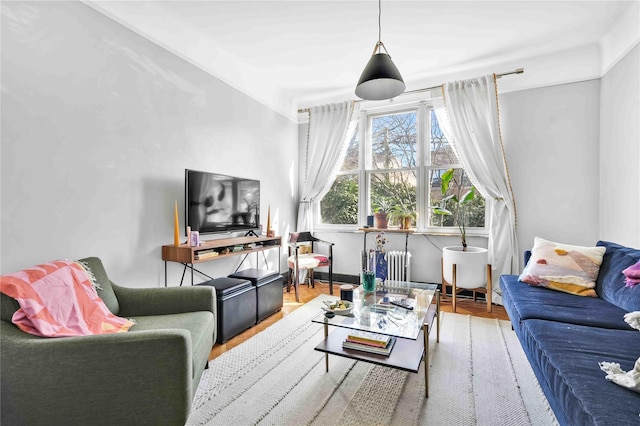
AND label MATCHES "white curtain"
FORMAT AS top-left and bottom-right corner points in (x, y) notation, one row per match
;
(297, 101), (359, 231)
(432, 76), (518, 304)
